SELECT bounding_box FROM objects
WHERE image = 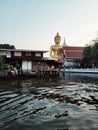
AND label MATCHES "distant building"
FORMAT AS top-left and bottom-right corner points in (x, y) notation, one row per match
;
(59, 46), (84, 61)
(0, 49), (48, 72)
(0, 48), (62, 72)
(58, 37), (84, 62)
